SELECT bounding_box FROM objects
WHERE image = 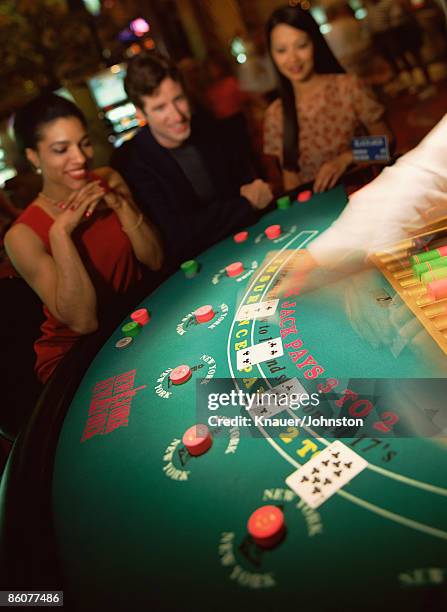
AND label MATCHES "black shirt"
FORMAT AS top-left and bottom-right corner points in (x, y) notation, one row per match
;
(169, 143), (216, 205)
